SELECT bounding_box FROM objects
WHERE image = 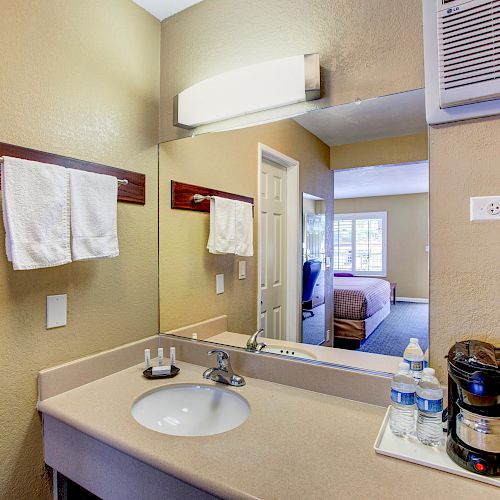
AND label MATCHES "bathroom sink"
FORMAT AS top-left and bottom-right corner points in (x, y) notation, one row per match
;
(262, 345), (317, 360)
(131, 383), (250, 436)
